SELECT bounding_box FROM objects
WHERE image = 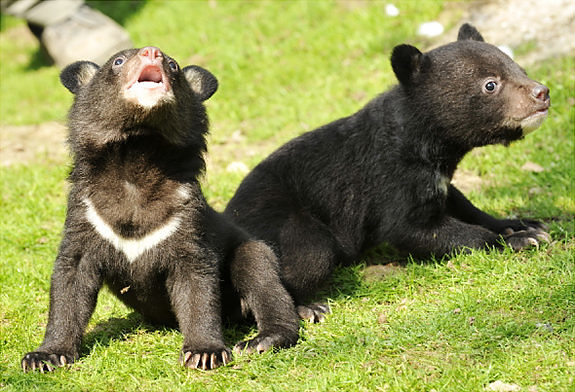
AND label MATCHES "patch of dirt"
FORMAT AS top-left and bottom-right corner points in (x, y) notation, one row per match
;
(0, 122), (68, 166)
(1, 0), (572, 166)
